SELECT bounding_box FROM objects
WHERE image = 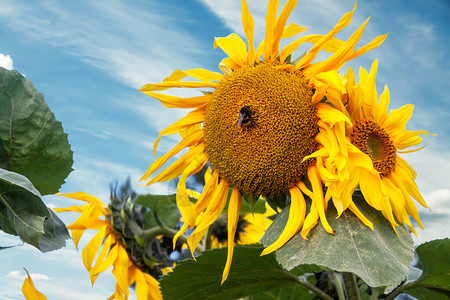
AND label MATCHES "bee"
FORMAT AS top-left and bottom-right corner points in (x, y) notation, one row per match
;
(237, 106), (257, 129)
